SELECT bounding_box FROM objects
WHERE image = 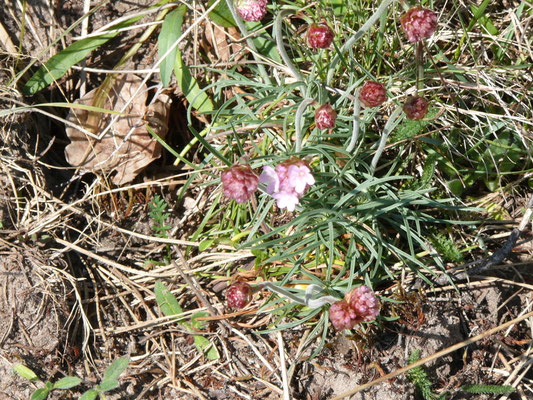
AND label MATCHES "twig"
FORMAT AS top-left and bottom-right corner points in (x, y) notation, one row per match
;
(436, 195), (533, 285)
